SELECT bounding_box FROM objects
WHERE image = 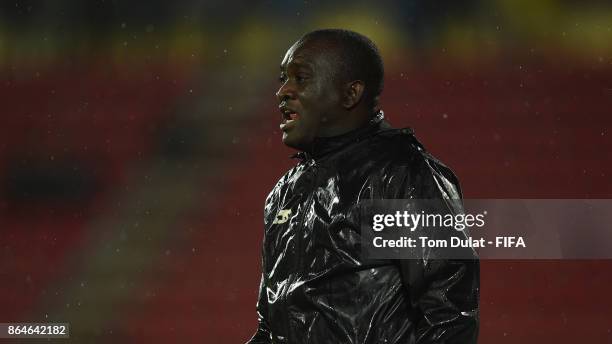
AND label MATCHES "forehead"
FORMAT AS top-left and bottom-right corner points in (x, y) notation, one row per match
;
(280, 39), (338, 71)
